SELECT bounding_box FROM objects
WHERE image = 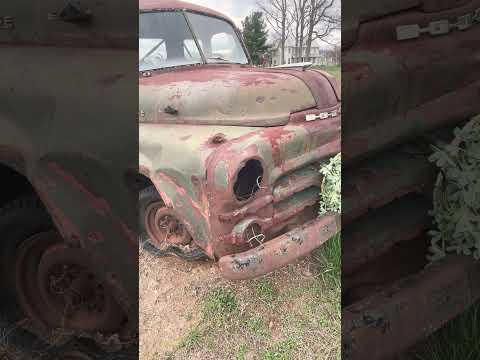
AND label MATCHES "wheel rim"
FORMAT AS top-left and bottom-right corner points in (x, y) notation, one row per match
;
(15, 231), (124, 333)
(144, 203), (192, 249)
